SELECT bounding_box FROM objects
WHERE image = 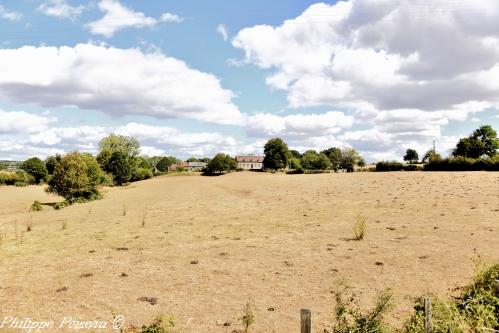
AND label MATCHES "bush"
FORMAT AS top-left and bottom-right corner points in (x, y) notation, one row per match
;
(0, 171), (34, 186)
(376, 161), (404, 172)
(404, 264), (499, 332)
(325, 283), (392, 333)
(47, 152), (104, 203)
(424, 156), (499, 171)
(107, 151), (133, 185)
(132, 167), (153, 181)
(20, 157), (47, 184)
(30, 200), (43, 212)
(352, 215), (367, 240)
